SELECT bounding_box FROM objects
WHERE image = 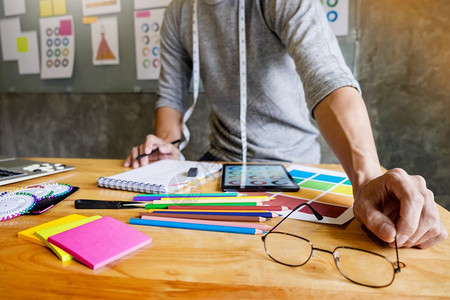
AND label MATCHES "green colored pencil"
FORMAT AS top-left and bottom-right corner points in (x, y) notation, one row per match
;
(145, 202), (260, 209)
